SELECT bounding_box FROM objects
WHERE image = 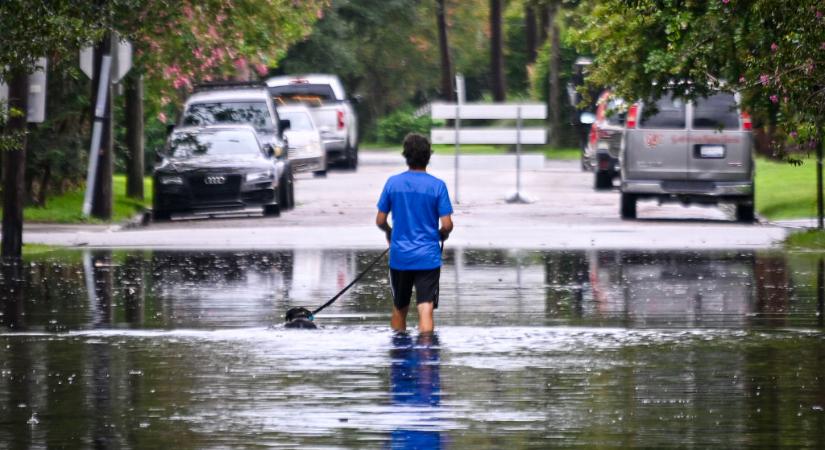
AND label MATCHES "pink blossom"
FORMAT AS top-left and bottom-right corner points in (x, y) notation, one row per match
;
(254, 63), (268, 76)
(790, 131), (798, 138)
(173, 75), (190, 90)
(722, 0), (730, 4)
(759, 74), (770, 85)
(234, 57), (247, 71)
(770, 42), (778, 52)
(160, 96), (171, 106)
(769, 95), (779, 104)
(183, 5), (194, 19)
(738, 75), (746, 83)
(817, 10), (823, 19)
(158, 112), (168, 123)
